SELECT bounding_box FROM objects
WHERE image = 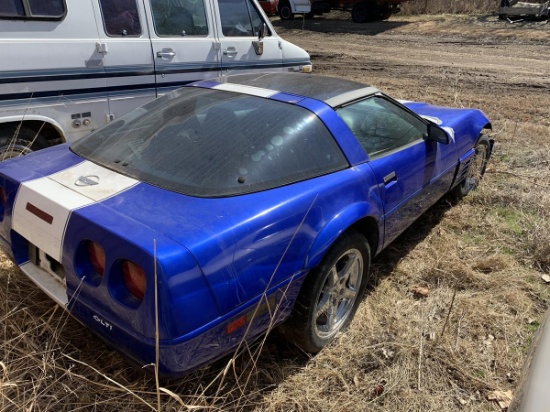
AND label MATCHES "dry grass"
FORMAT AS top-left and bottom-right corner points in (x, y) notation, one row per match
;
(2, 13), (550, 412)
